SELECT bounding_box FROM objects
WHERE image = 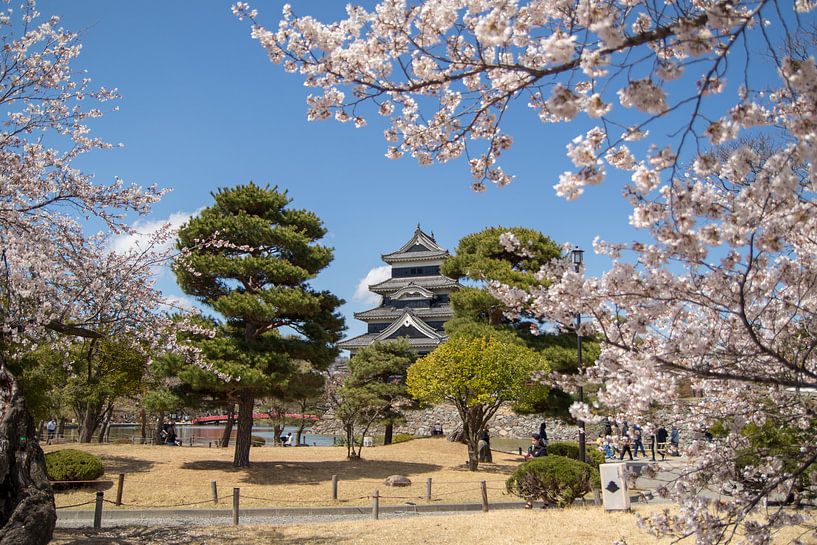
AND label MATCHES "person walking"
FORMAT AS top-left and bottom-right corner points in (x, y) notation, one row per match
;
(670, 426), (680, 455)
(46, 419), (57, 445)
(656, 426), (669, 461)
(619, 434), (634, 461)
(632, 425), (647, 458)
